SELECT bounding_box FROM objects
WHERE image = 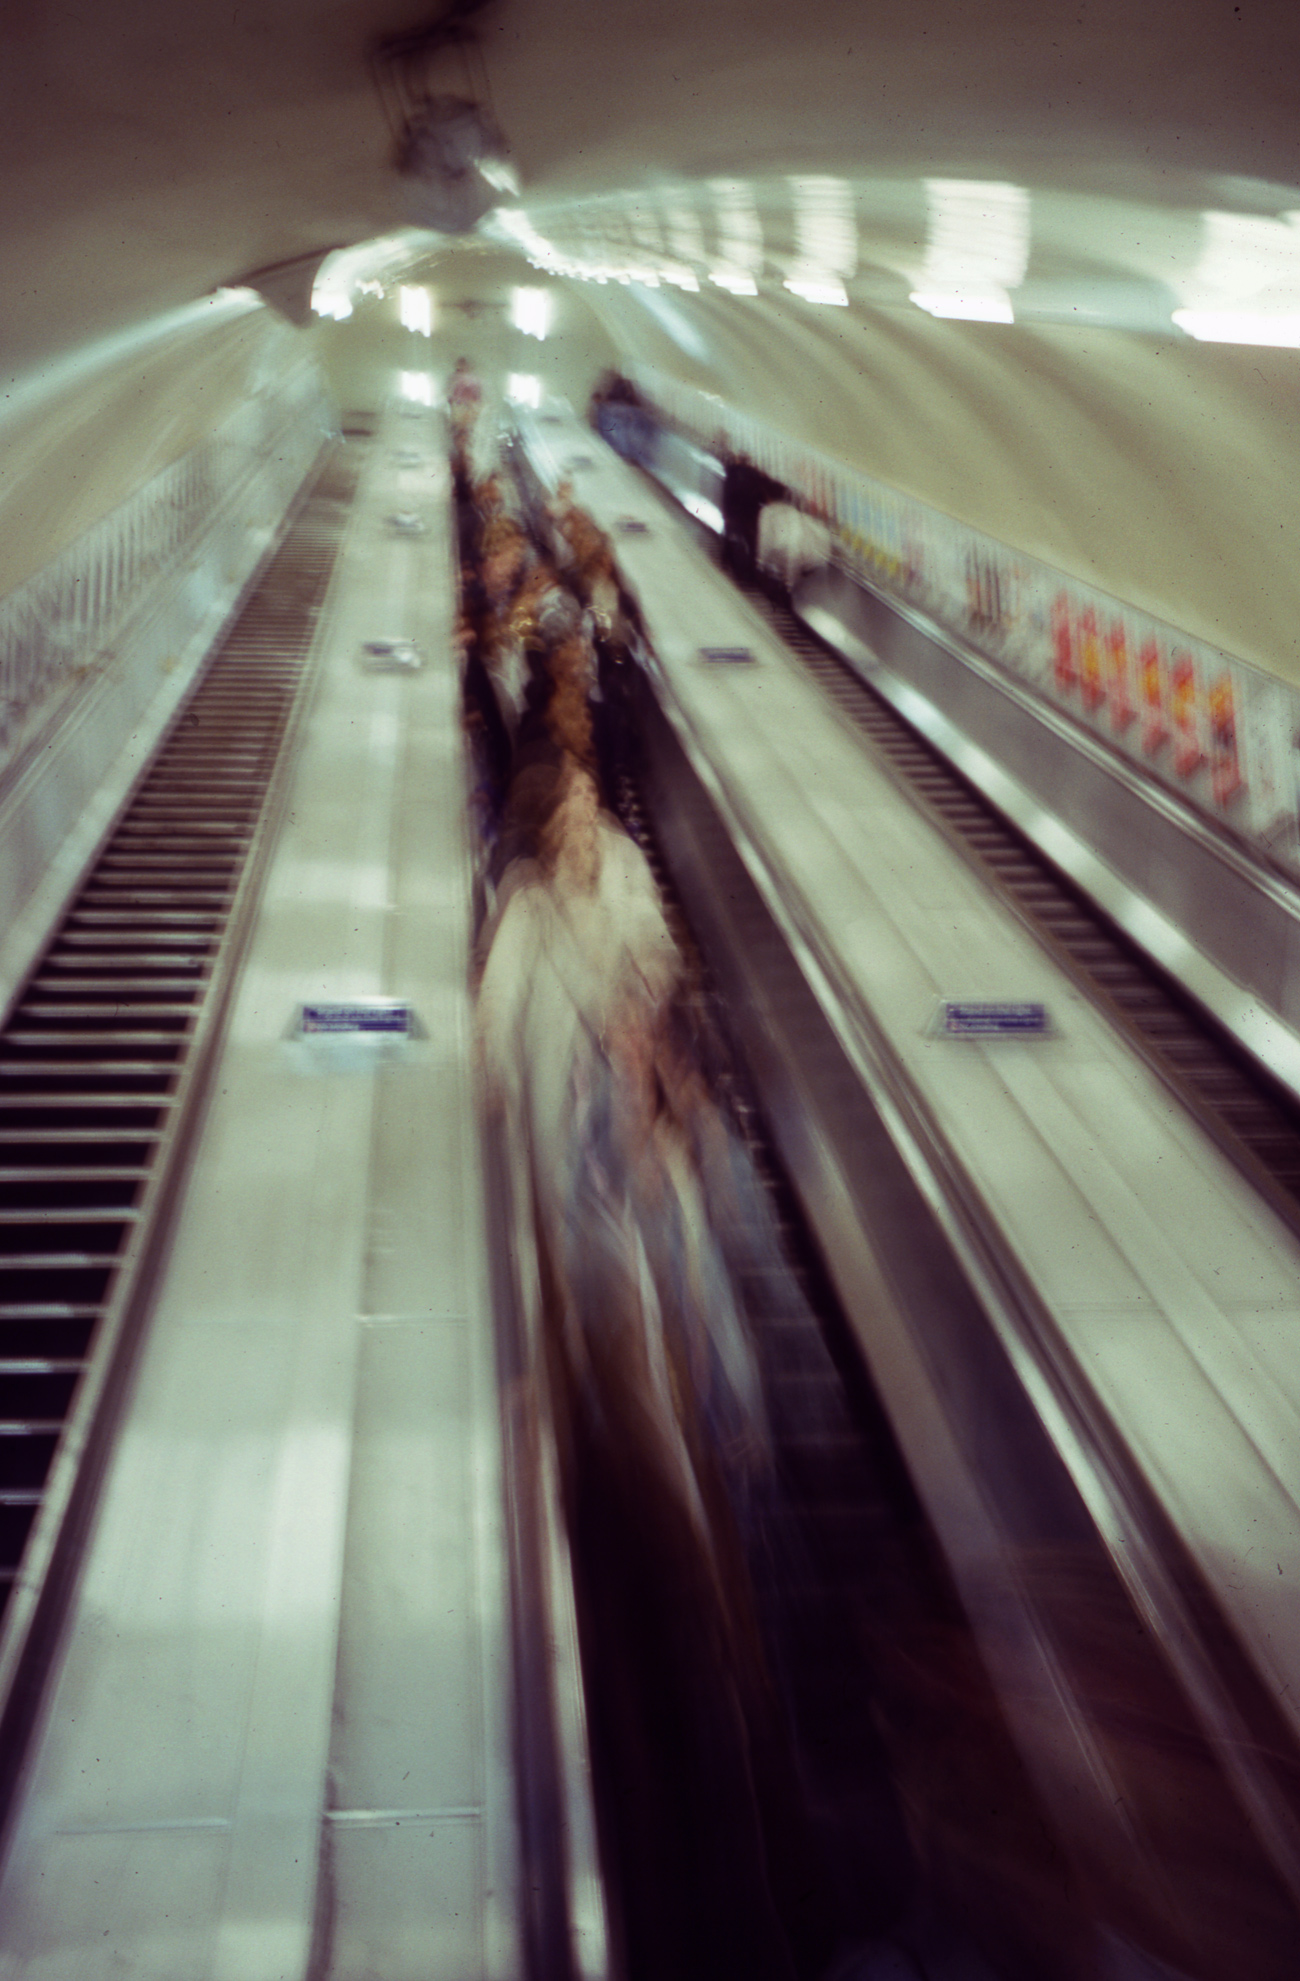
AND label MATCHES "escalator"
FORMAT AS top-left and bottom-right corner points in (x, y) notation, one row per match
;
(0, 439), (362, 1827)
(461, 477), (1085, 1981)
(474, 428), (1300, 1980)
